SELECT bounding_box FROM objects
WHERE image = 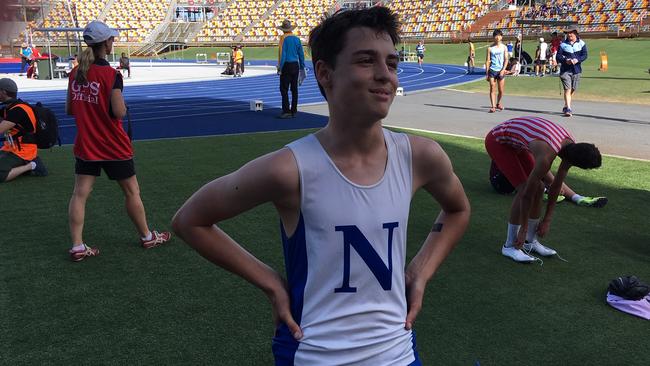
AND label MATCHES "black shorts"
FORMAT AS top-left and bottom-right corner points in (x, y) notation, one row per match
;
(535, 59), (547, 65)
(417, 53), (424, 60)
(488, 69), (505, 80)
(75, 158), (135, 181)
